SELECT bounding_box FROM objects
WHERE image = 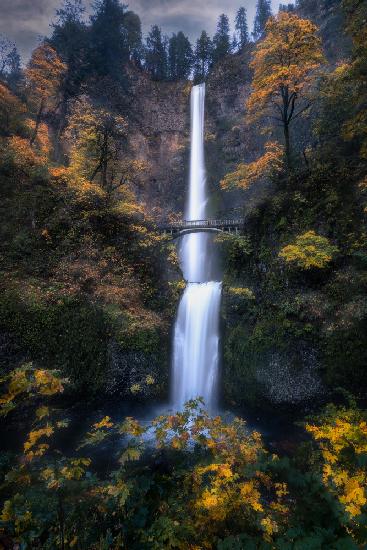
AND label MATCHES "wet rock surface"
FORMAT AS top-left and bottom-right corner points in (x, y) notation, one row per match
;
(105, 341), (167, 399)
(256, 348), (323, 404)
